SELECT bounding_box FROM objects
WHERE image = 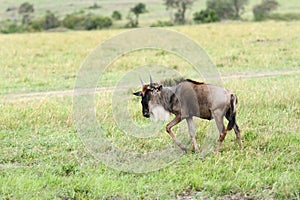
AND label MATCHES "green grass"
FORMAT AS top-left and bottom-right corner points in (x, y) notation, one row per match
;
(1, 21), (300, 199)
(1, 75), (299, 199)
